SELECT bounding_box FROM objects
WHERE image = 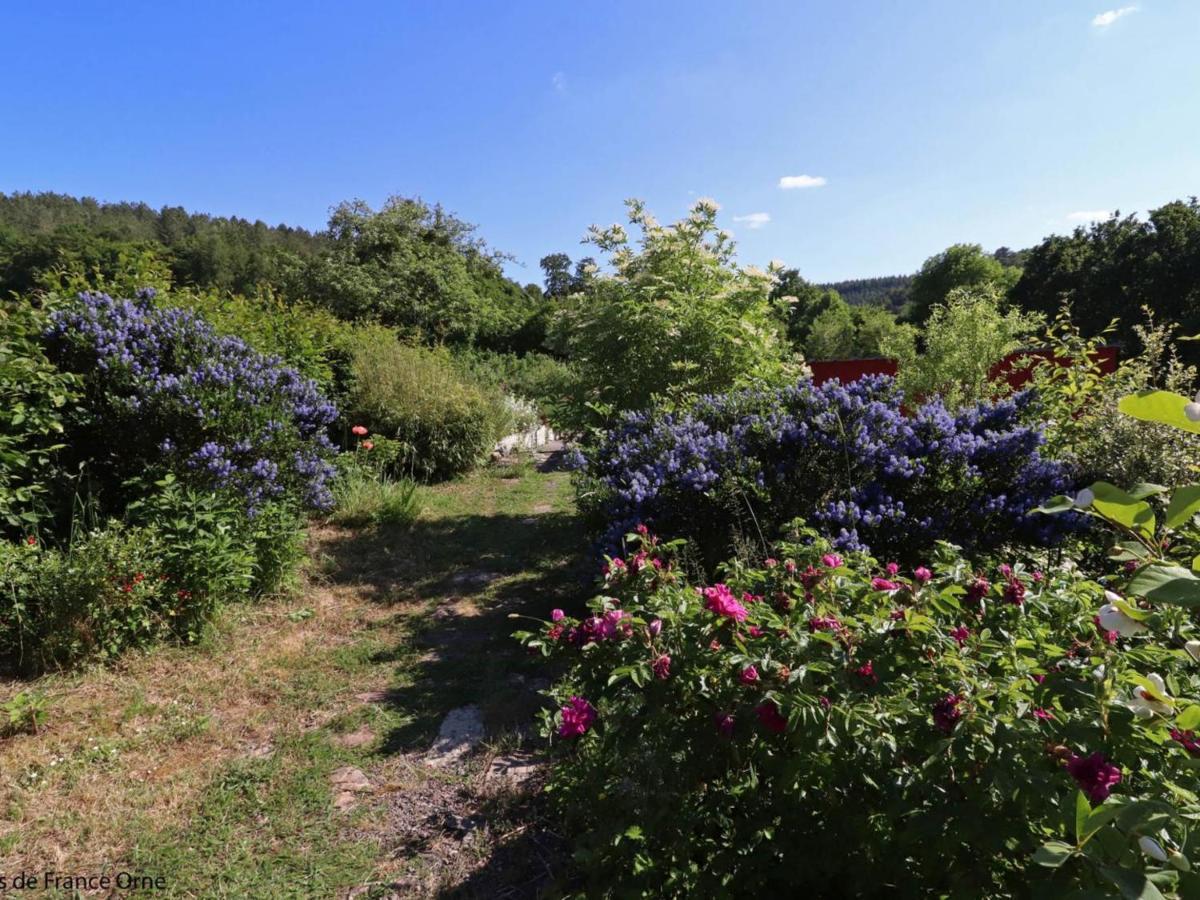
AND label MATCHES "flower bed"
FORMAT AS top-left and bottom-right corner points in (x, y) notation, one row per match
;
(517, 525), (1200, 896)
